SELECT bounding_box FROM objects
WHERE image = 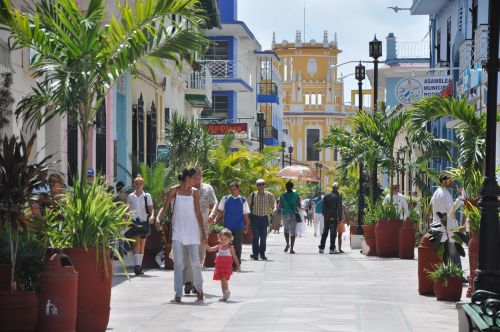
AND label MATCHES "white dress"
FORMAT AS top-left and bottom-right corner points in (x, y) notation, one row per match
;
(296, 200), (307, 236)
